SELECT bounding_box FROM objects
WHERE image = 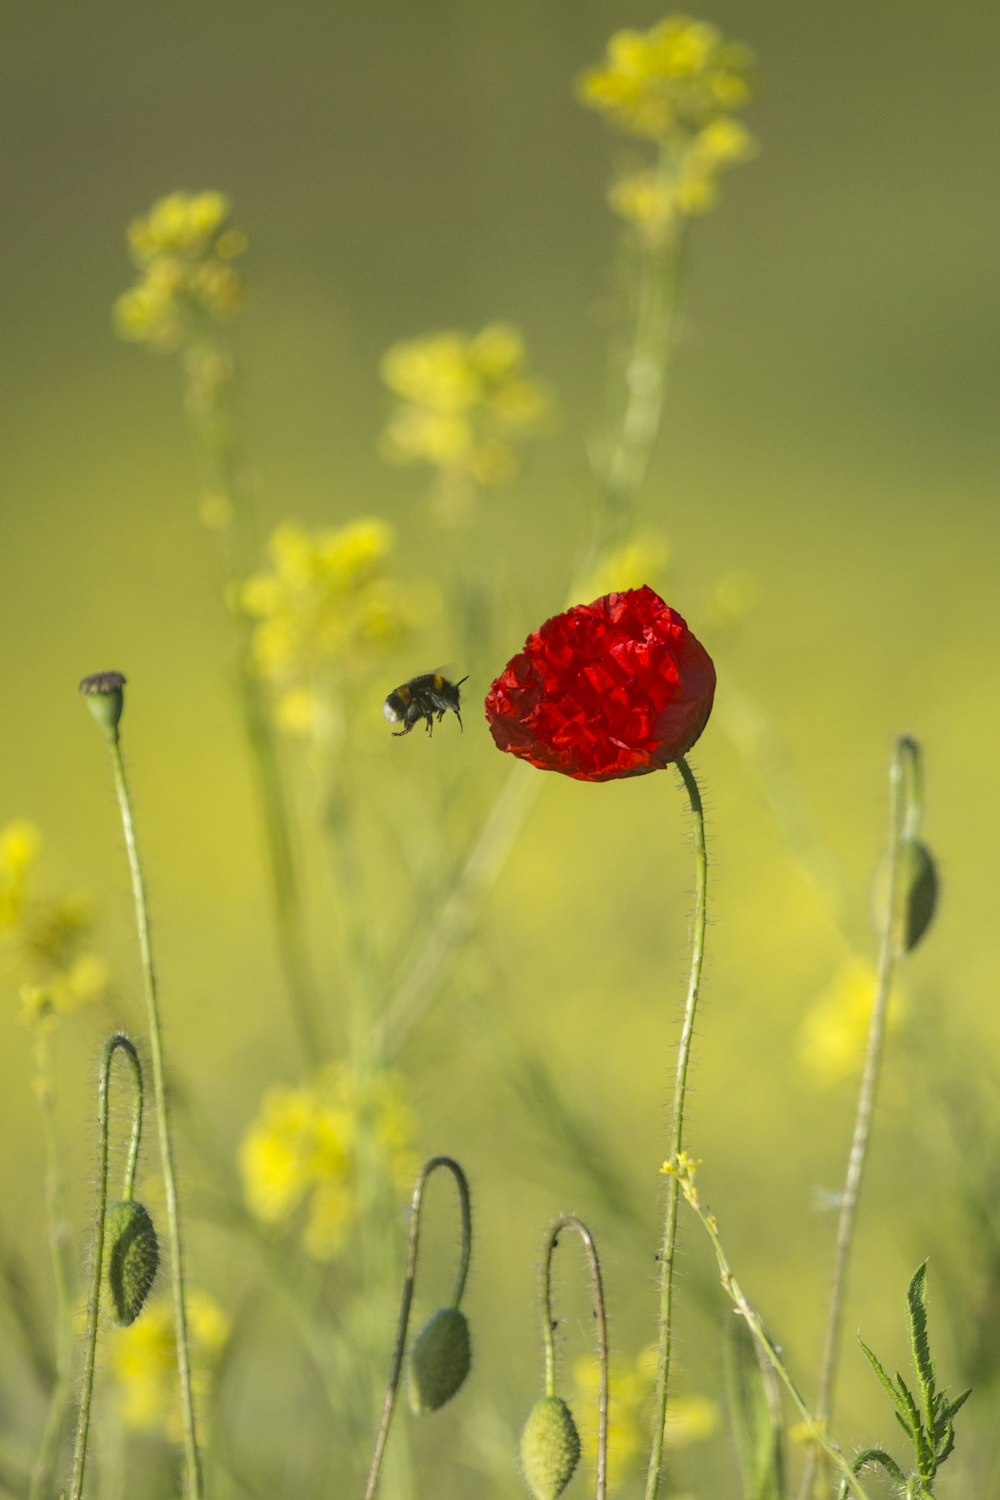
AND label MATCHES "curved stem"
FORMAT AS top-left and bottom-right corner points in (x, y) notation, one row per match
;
(69, 1033), (143, 1500)
(644, 755), (708, 1500)
(799, 736), (920, 1500)
(362, 1157), (472, 1500)
(540, 1216), (609, 1500)
(107, 737), (203, 1500)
